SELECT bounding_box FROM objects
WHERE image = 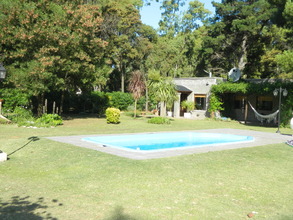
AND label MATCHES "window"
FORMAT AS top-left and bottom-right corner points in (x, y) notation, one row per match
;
(257, 96), (273, 111)
(194, 95), (206, 110)
(234, 96), (246, 109)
